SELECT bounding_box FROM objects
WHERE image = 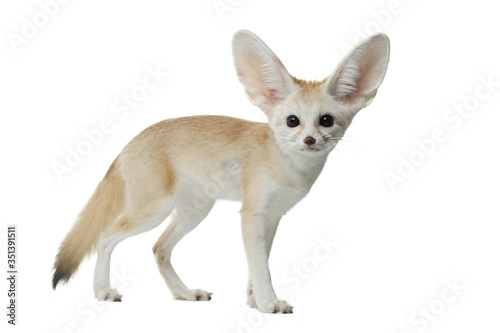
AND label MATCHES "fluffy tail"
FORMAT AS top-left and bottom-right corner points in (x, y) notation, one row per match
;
(52, 159), (124, 289)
